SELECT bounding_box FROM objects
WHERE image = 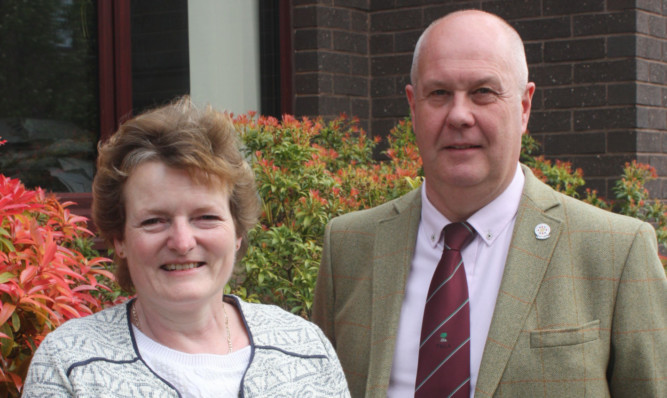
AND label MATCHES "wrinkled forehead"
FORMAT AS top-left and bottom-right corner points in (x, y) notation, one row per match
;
(419, 39), (516, 84)
(419, 61), (507, 90)
(416, 13), (526, 87)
